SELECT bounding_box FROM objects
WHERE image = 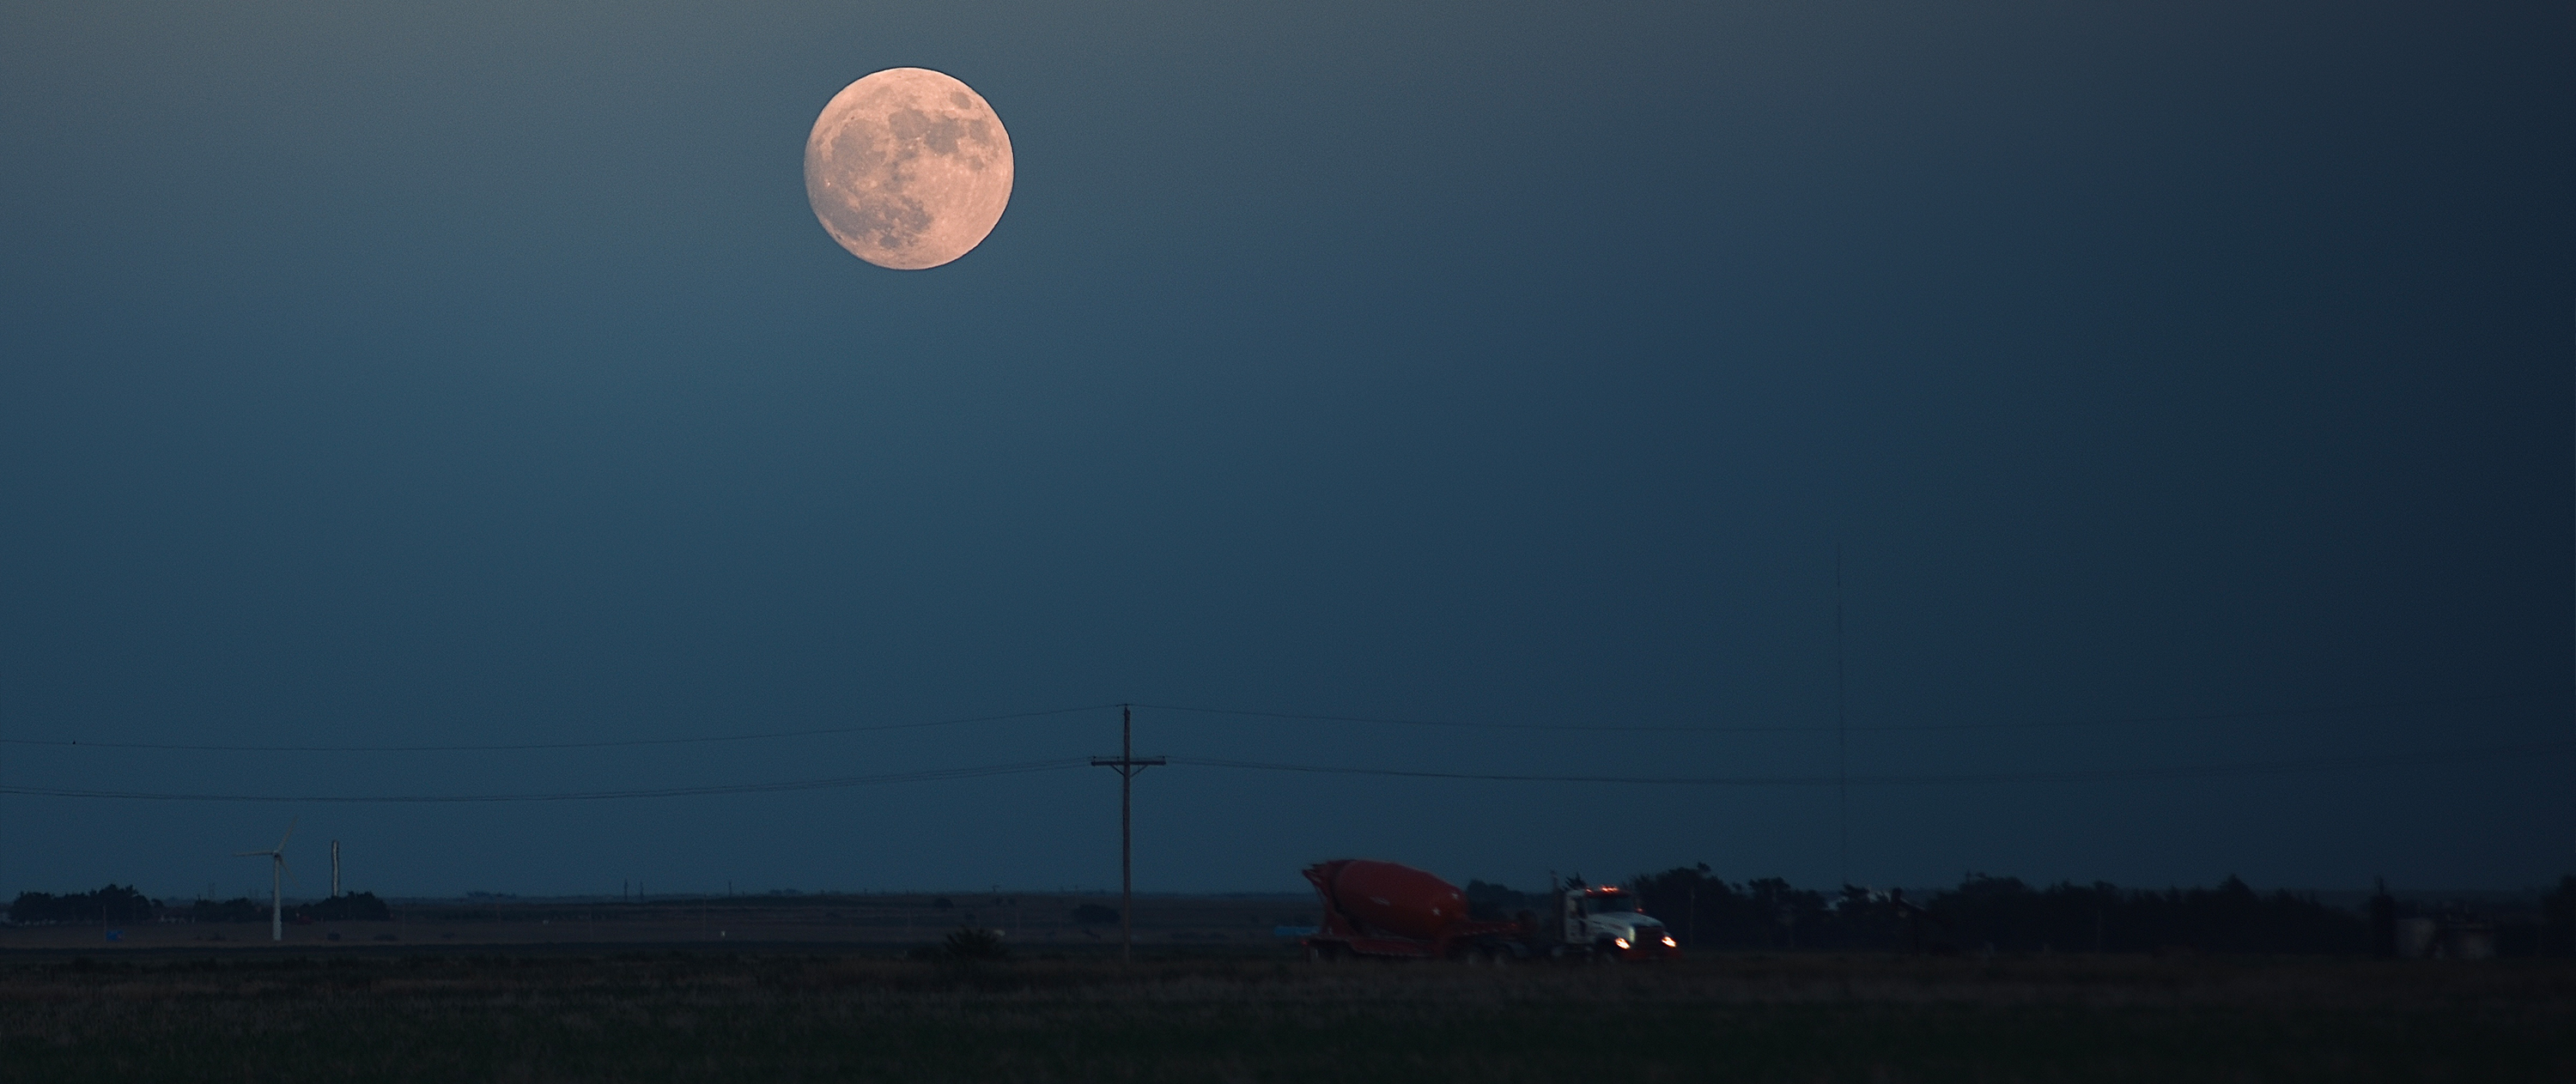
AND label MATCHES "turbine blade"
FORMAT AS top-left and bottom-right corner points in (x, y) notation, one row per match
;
(276, 817), (298, 851)
(234, 850), (271, 857)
